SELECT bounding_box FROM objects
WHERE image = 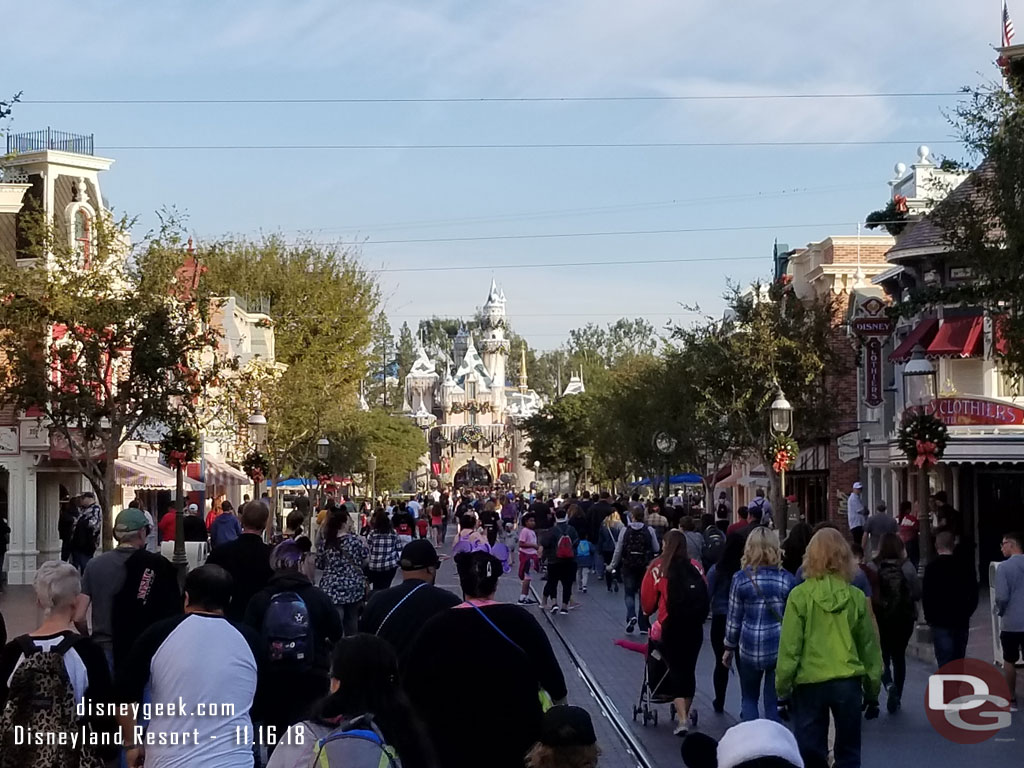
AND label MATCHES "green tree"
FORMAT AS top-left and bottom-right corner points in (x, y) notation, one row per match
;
(0, 212), (221, 542)
(367, 311), (397, 409)
(330, 409), (426, 494)
(202, 236), (379, 485)
(521, 393), (596, 490)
